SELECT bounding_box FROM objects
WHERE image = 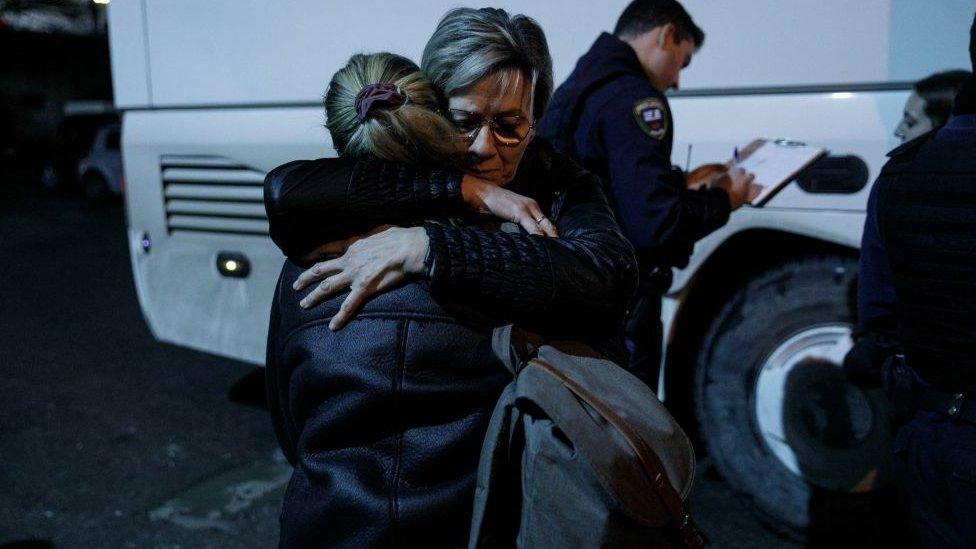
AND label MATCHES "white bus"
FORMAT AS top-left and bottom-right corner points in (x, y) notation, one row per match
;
(108, 0), (974, 539)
